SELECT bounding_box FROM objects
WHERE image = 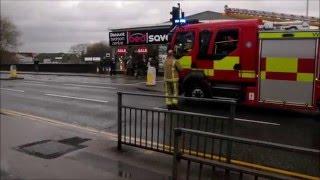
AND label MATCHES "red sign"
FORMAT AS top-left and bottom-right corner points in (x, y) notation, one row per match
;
(128, 32), (147, 44)
(117, 48), (127, 55)
(137, 47), (148, 54)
